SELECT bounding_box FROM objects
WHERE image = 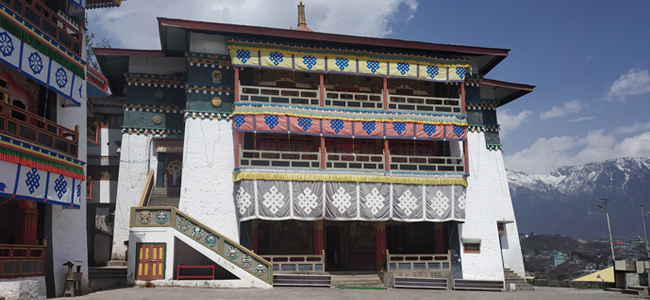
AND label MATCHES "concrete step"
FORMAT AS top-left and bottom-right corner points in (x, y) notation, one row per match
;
(88, 266), (127, 292)
(330, 274), (383, 288)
